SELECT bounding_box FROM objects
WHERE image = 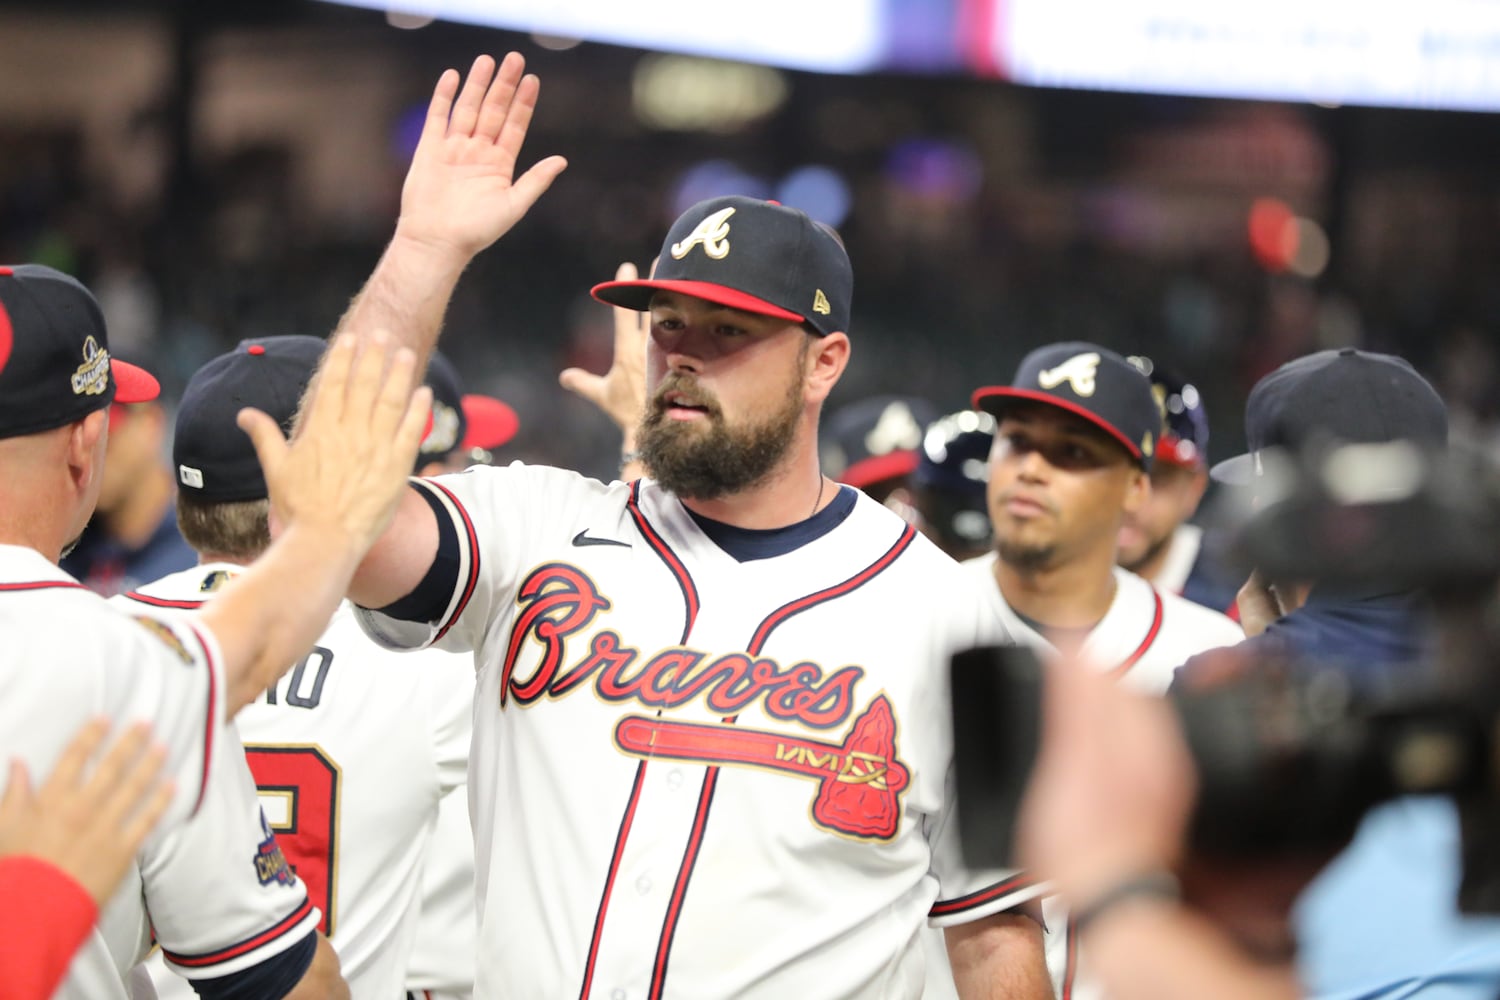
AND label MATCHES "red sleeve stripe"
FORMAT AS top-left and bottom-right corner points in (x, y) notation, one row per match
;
(747, 524), (915, 656)
(122, 591), (204, 609)
(421, 479), (481, 644)
(162, 895), (314, 967)
(0, 580), (88, 592)
(929, 872), (1044, 917)
(184, 622), (219, 816)
(1108, 589), (1164, 679)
